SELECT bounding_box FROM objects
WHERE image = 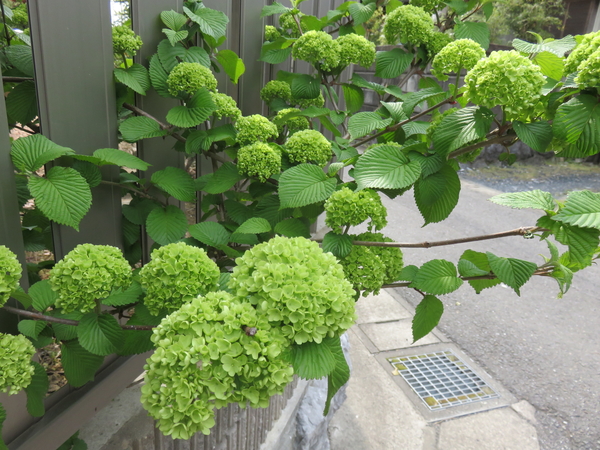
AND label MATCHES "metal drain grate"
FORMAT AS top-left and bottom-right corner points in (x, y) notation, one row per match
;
(387, 350), (499, 410)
